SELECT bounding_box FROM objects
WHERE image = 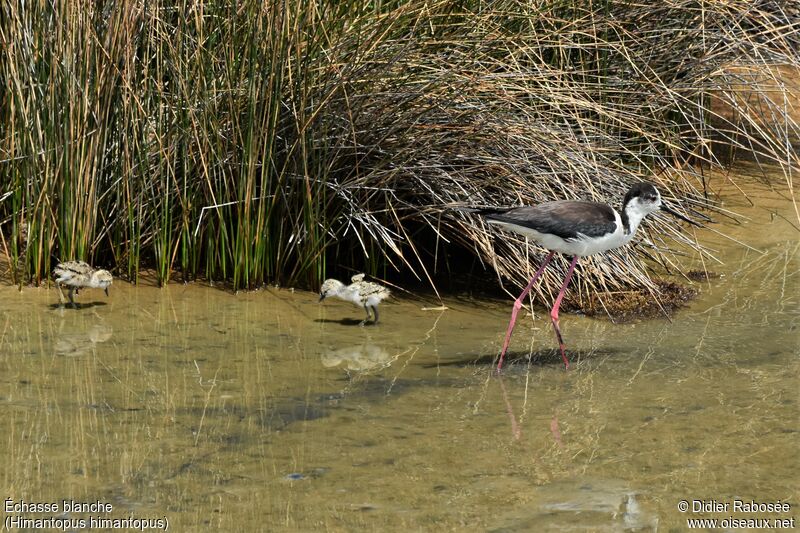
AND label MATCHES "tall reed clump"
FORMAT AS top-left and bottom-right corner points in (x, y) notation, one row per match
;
(1, 0), (798, 301)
